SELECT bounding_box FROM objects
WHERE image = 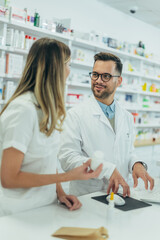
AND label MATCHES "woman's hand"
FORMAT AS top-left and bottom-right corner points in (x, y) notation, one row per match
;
(67, 159), (103, 181)
(58, 193), (82, 211)
(56, 175), (82, 211)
